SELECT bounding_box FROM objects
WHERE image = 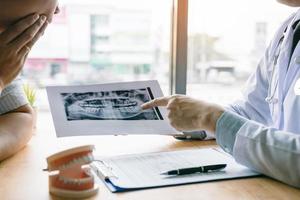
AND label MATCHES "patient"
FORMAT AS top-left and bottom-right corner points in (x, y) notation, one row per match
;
(0, 0), (59, 161)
